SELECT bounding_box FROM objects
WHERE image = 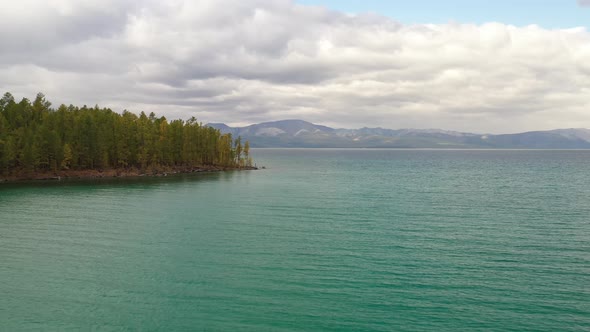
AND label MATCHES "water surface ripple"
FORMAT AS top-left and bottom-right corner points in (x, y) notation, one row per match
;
(1, 149), (589, 331)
